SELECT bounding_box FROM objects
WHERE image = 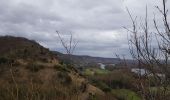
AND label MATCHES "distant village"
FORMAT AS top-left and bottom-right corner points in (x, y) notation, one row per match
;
(97, 63), (165, 78)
